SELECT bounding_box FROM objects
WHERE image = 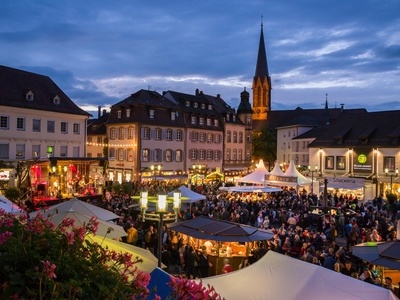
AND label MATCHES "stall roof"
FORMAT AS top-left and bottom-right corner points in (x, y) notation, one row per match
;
(219, 186), (281, 193)
(167, 216), (274, 242)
